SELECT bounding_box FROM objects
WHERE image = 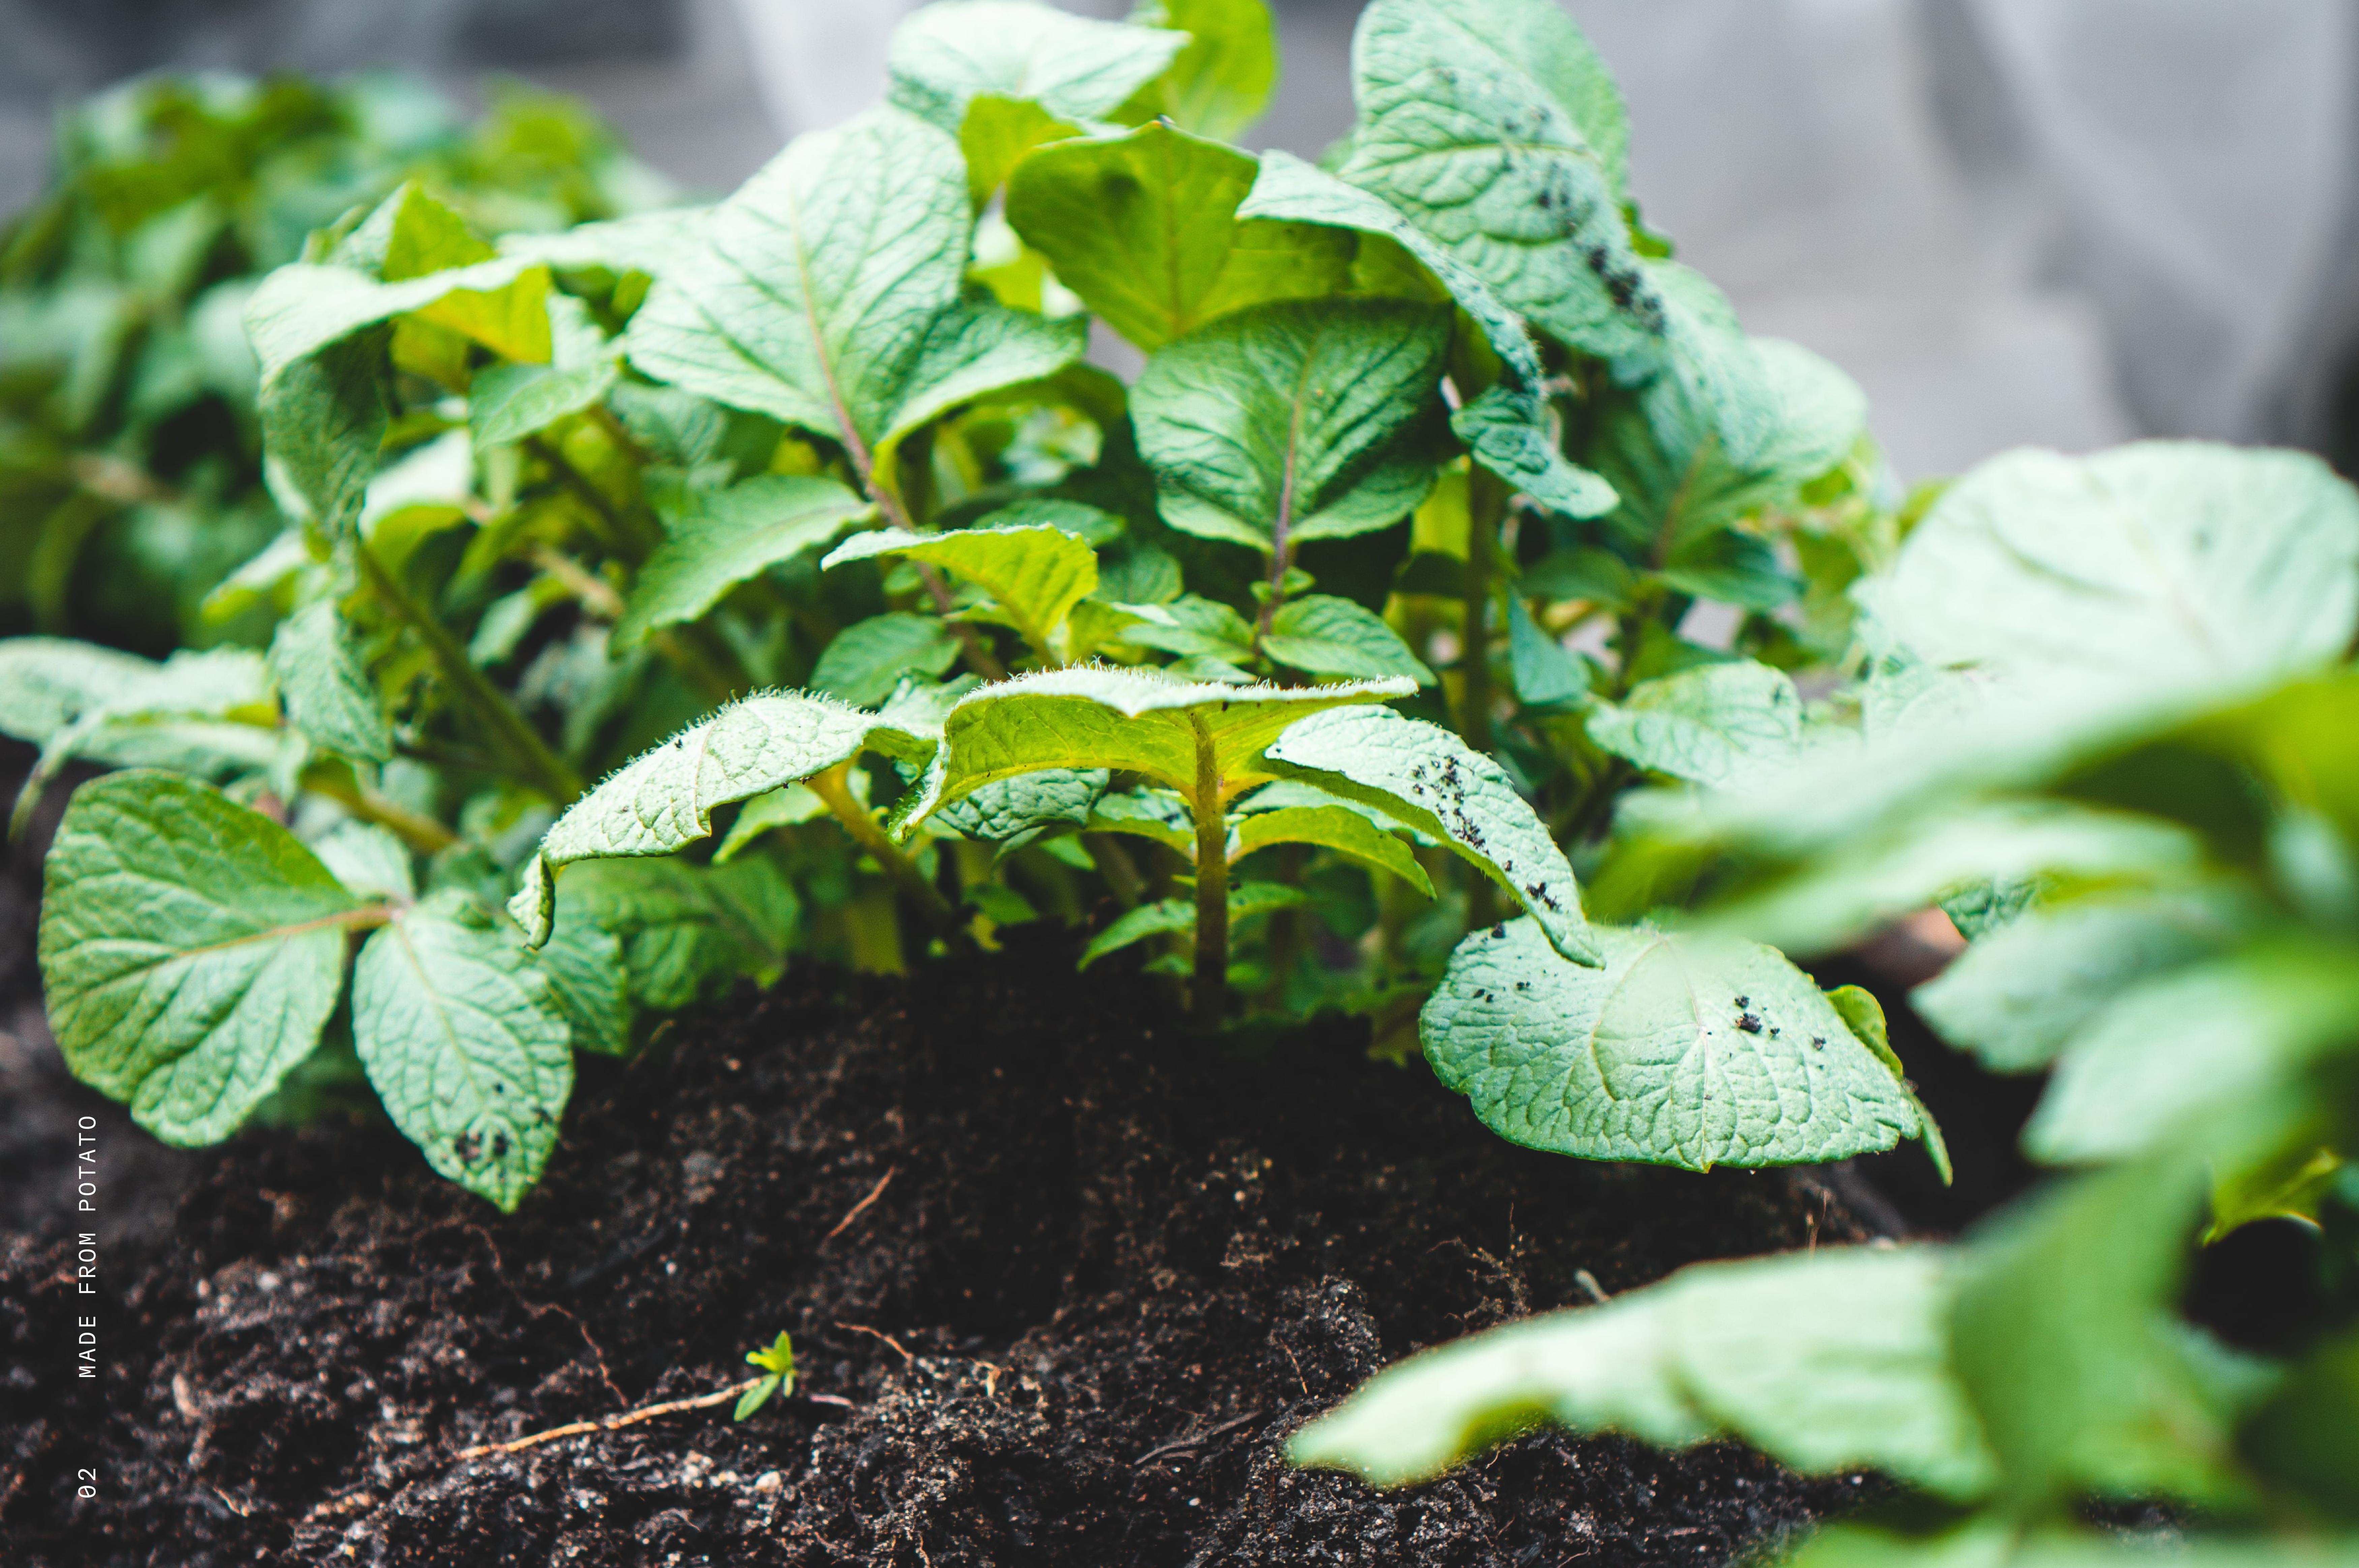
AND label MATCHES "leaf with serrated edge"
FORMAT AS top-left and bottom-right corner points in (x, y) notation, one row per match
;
(38, 771), (367, 1145)
(1423, 921), (1922, 1170)
(1231, 805), (1432, 896)
(270, 600), (394, 762)
(620, 108), (1084, 499)
(1586, 661), (1803, 792)
(1005, 123), (1352, 352)
(618, 476), (873, 650)
(1290, 1247), (1995, 1500)
(1262, 704), (1595, 962)
(888, 0), (1185, 131)
(510, 694), (932, 946)
(896, 667), (1415, 833)
(353, 890), (572, 1210)
(1130, 298), (1449, 552)
(824, 523), (1098, 660)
